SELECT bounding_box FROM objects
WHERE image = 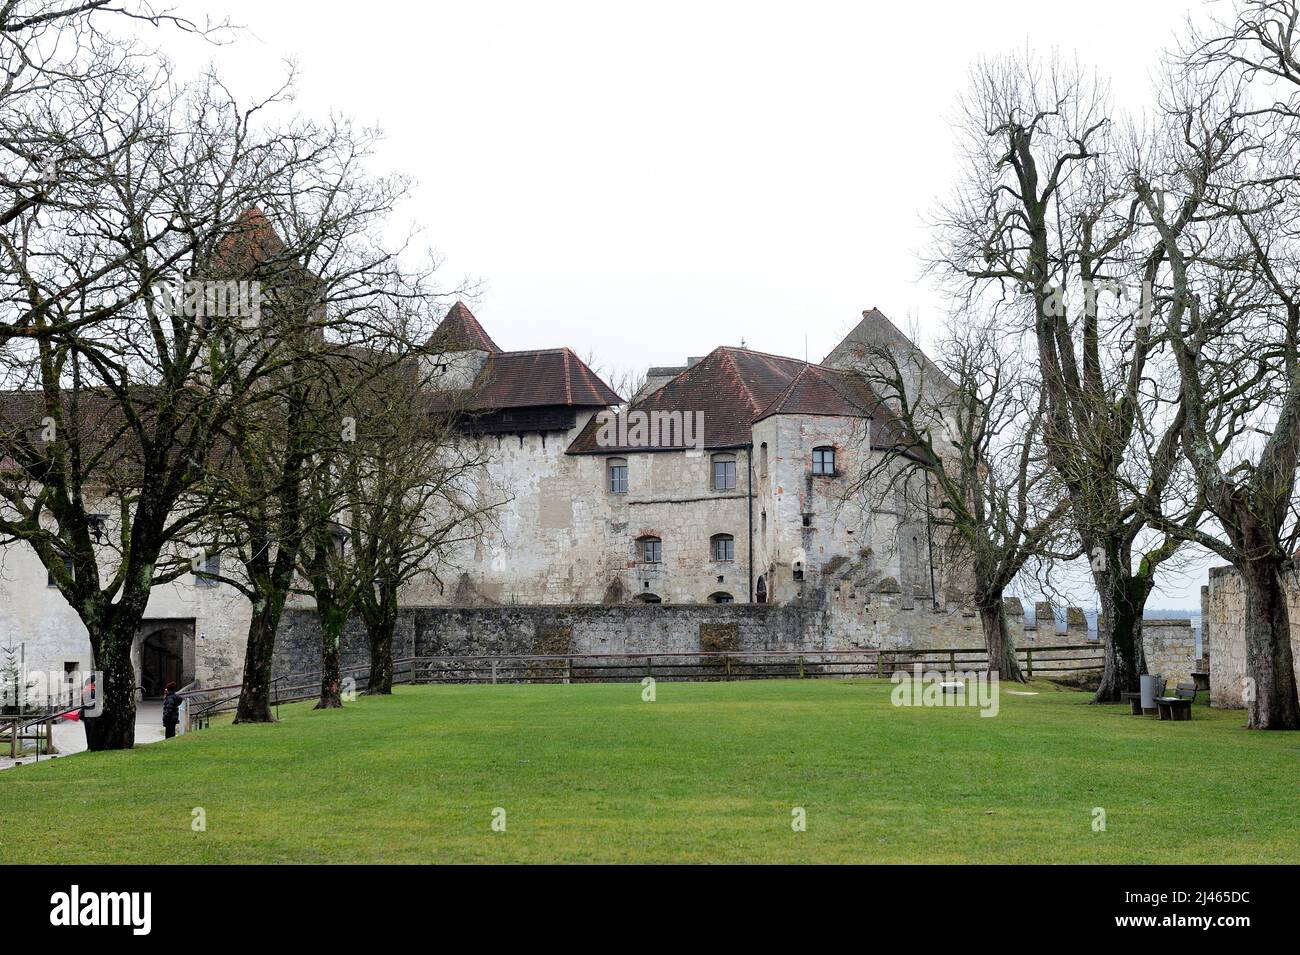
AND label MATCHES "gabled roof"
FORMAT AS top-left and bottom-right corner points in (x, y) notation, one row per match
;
(823, 307), (956, 393)
(752, 364), (931, 463)
(426, 302), (502, 353)
(752, 363), (878, 422)
(567, 345), (809, 453)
